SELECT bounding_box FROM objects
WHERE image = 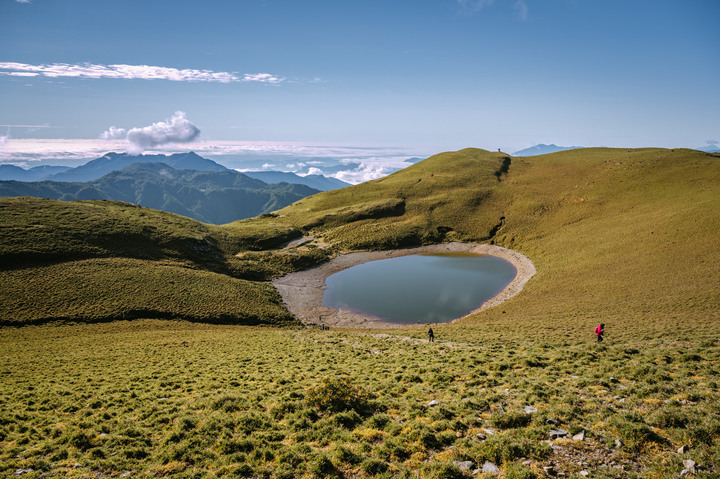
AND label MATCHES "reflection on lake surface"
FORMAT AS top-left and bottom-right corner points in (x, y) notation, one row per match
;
(322, 253), (517, 324)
